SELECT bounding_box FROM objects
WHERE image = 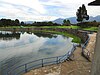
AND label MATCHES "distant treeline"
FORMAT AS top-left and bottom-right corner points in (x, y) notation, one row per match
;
(0, 18), (99, 27)
(0, 18), (61, 27)
(30, 21), (61, 26)
(0, 19), (20, 27)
